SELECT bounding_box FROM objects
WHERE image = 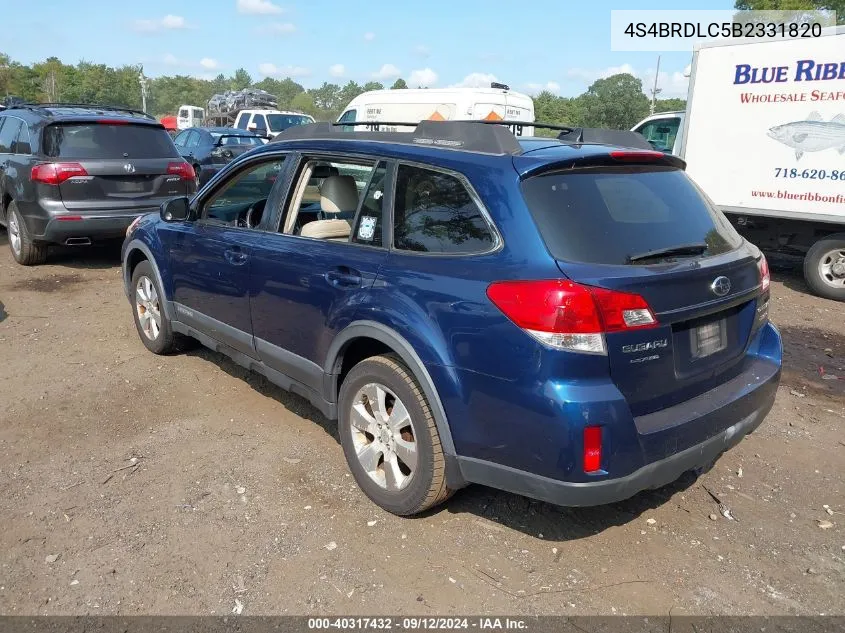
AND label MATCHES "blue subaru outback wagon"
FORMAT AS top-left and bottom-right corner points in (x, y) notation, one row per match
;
(121, 120), (782, 515)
